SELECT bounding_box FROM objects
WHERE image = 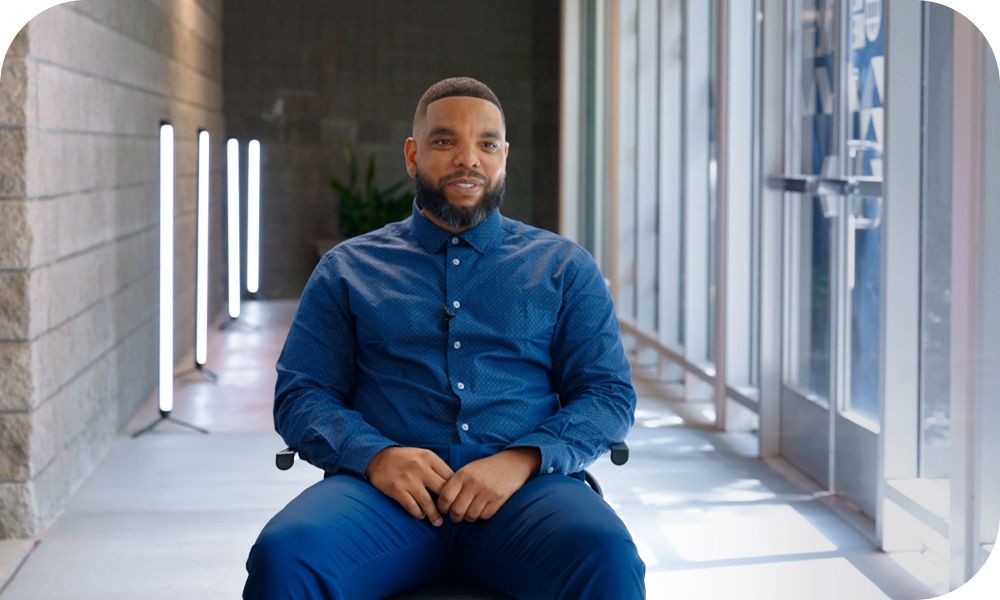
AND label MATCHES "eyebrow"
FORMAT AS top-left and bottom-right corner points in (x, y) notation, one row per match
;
(427, 127), (455, 137)
(426, 126), (502, 140)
